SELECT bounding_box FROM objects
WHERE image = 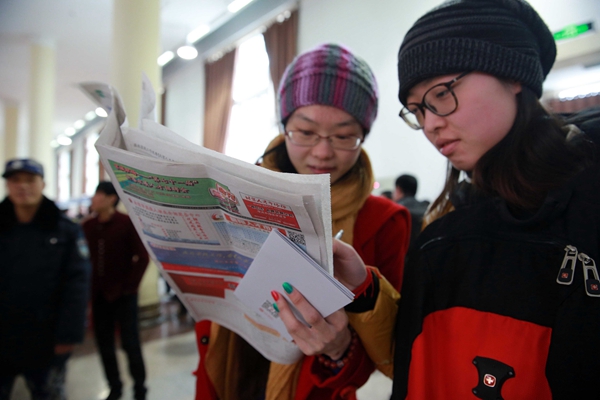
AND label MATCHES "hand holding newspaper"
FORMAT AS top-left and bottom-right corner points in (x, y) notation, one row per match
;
(234, 230), (353, 341)
(91, 75), (352, 364)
